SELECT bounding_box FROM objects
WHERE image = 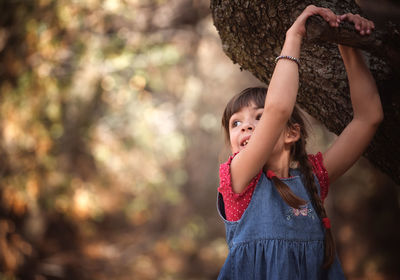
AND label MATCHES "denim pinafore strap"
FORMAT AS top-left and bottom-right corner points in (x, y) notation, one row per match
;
(217, 170), (345, 280)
